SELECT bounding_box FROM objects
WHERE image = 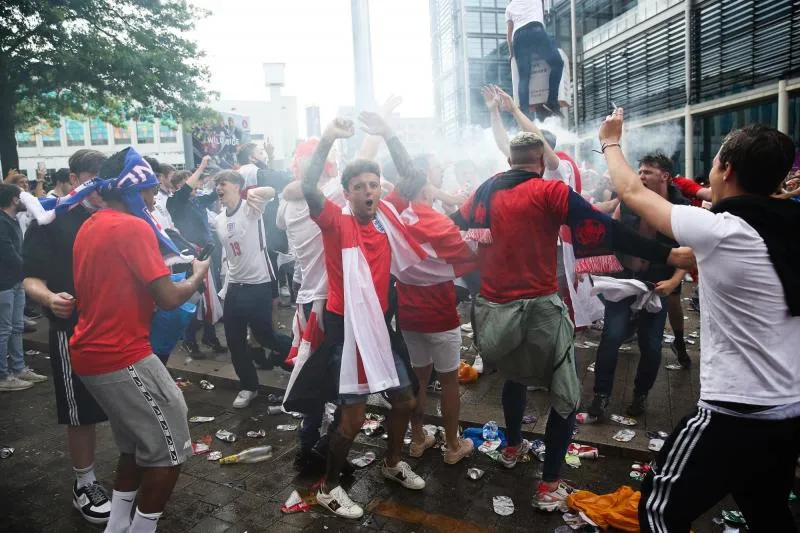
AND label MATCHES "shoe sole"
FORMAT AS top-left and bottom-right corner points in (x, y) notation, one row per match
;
(0, 384), (34, 392)
(72, 500), (110, 525)
(443, 450), (473, 465)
